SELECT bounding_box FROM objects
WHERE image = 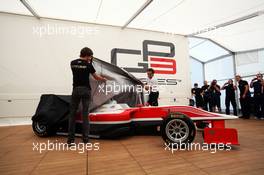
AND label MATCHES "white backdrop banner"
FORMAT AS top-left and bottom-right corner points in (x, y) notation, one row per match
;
(0, 13), (190, 117)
